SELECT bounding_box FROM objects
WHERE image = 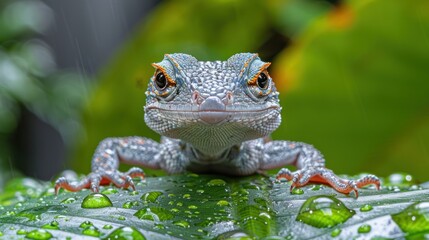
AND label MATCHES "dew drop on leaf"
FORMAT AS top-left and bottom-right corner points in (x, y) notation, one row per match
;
(102, 226), (146, 240)
(103, 224), (113, 230)
(217, 200), (230, 207)
(391, 202), (429, 234)
(60, 197), (76, 204)
(25, 229), (52, 240)
(141, 191), (163, 203)
(101, 187), (119, 195)
(357, 224), (371, 233)
(134, 207), (174, 221)
(207, 179), (226, 187)
(360, 204), (373, 212)
(81, 193), (113, 209)
(42, 220), (59, 230)
(79, 220), (93, 228)
(82, 226), (100, 237)
(291, 188), (304, 195)
(17, 229), (27, 235)
(173, 220), (190, 228)
(296, 195), (355, 228)
(331, 228), (341, 237)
